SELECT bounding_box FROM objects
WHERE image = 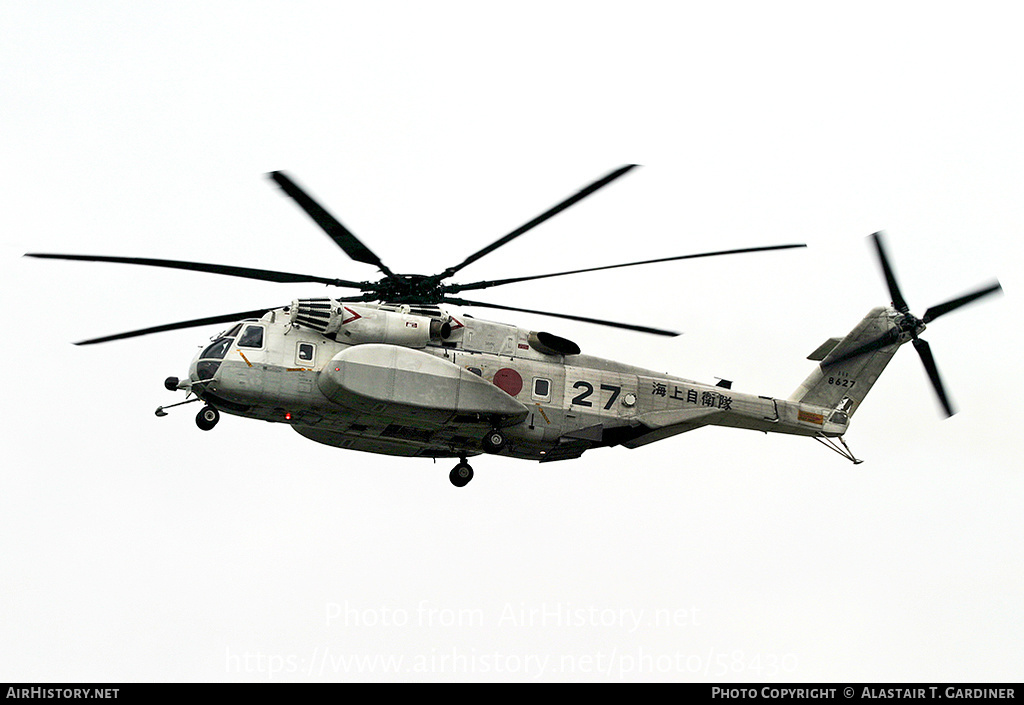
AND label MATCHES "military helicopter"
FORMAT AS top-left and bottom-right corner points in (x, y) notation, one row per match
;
(26, 166), (1001, 486)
